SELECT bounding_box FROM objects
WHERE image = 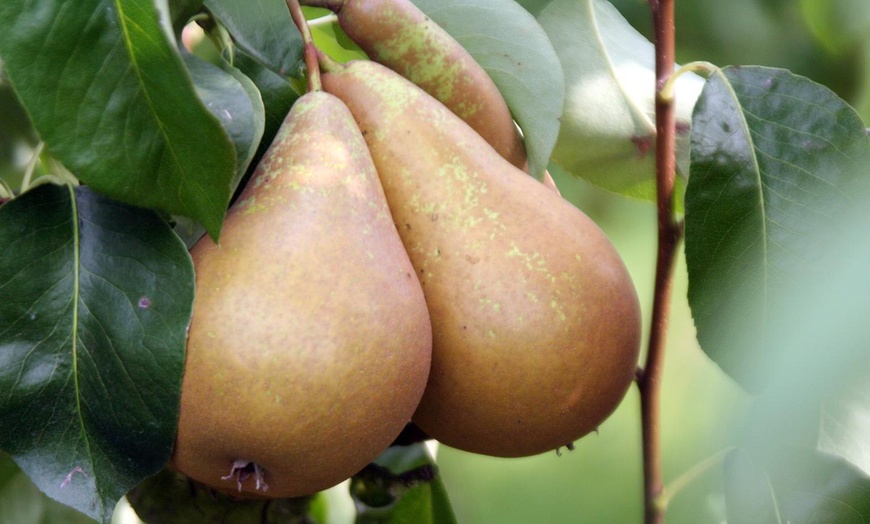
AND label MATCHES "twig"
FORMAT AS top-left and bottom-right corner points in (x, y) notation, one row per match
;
(639, 0), (683, 523)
